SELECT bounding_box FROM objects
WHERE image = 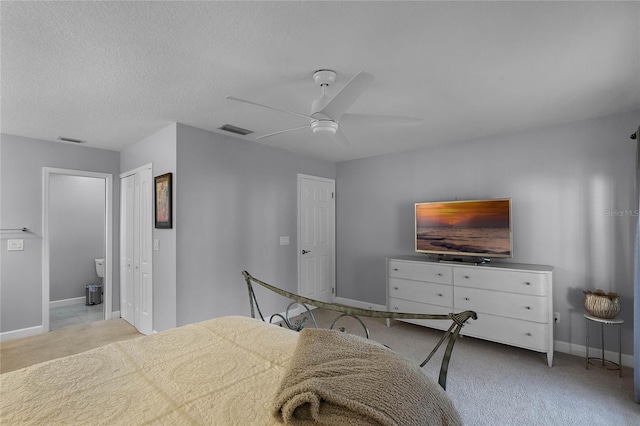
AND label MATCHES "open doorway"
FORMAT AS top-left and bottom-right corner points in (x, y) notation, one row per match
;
(42, 168), (113, 332)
